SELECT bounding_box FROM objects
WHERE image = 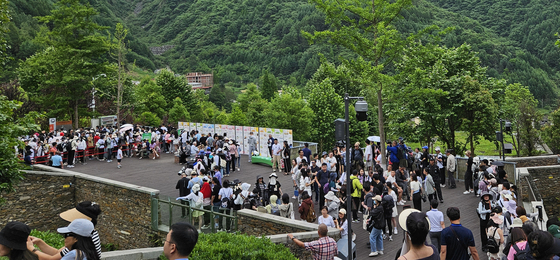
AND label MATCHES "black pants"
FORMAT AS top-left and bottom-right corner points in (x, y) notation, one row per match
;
(77, 150), (85, 163)
(433, 181), (443, 201)
(429, 231), (442, 253)
(283, 158), (291, 173)
(447, 170), (456, 188)
(67, 150), (75, 165)
(352, 197), (360, 221)
(385, 214), (392, 234)
(319, 185), (326, 209)
(439, 168), (446, 185)
(465, 171), (473, 191)
(413, 192), (422, 211)
(480, 218), (489, 248)
(98, 148), (104, 160)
